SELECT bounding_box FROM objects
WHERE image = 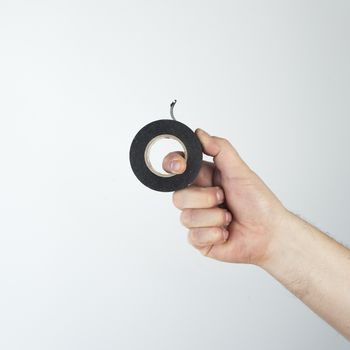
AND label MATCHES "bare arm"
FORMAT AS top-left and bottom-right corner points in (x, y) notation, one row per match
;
(163, 128), (350, 340)
(262, 211), (350, 339)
